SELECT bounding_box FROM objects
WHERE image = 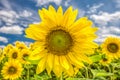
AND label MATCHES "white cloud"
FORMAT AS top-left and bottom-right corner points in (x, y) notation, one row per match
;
(0, 9), (36, 26)
(78, 9), (85, 17)
(109, 26), (120, 34)
(19, 10), (32, 17)
(90, 11), (120, 26)
(0, 36), (8, 43)
(95, 26), (120, 43)
(0, 10), (19, 25)
(0, 45), (5, 48)
(35, 0), (62, 6)
(0, 10), (19, 19)
(24, 41), (32, 46)
(0, 25), (24, 34)
(87, 3), (104, 14)
(95, 33), (120, 43)
(64, 0), (71, 7)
